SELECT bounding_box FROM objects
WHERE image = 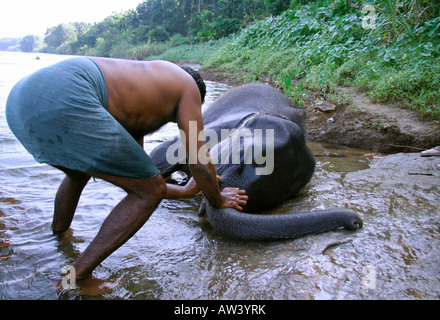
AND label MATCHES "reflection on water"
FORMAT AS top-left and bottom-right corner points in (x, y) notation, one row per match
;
(1, 52), (439, 300)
